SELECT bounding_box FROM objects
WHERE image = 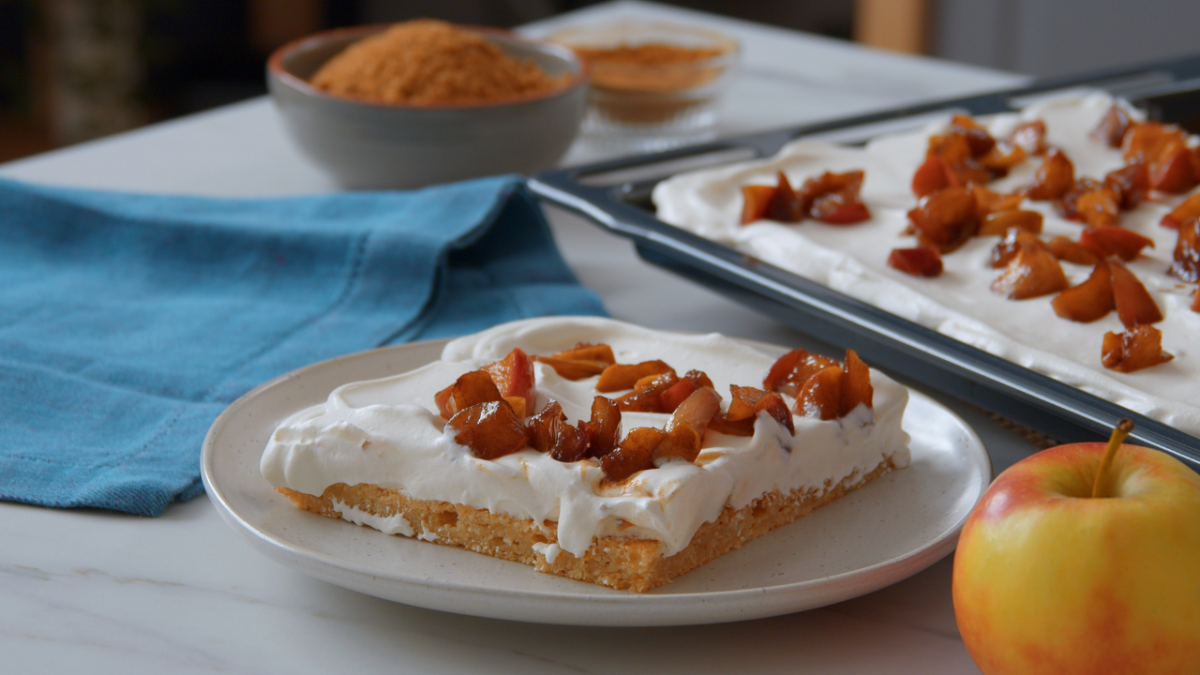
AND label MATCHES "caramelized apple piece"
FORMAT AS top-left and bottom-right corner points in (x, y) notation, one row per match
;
(1051, 260), (1114, 322)
(600, 427), (665, 481)
(1109, 258), (1163, 327)
(655, 388), (721, 465)
(596, 360), (673, 392)
(1104, 163), (1149, 210)
(616, 371), (679, 412)
(1102, 325), (1174, 373)
(908, 187), (979, 251)
(990, 229), (1044, 269)
(1162, 193), (1200, 230)
(526, 400), (588, 462)
(1076, 189), (1121, 228)
(991, 240), (1069, 299)
(483, 348), (535, 417)
(979, 143), (1027, 176)
(1027, 149), (1075, 200)
(793, 366), (842, 421)
(586, 396), (622, 457)
(839, 349), (874, 416)
(721, 385), (793, 434)
(448, 400), (528, 460)
(528, 400), (565, 453)
(763, 348), (840, 397)
(1151, 146), (1199, 194)
(1090, 105), (1132, 148)
(811, 189), (871, 224)
(887, 246), (944, 277)
(436, 370), (504, 419)
(658, 370), (715, 413)
(1047, 236), (1101, 266)
(740, 184), (776, 225)
(1122, 122), (1182, 164)
(765, 171), (807, 222)
(1169, 218), (1200, 282)
(800, 170), (865, 202)
(928, 132), (974, 167)
(533, 356), (608, 380)
(1009, 119), (1047, 155)
(972, 185), (1025, 218)
(979, 209), (1044, 237)
(912, 156), (951, 197)
(652, 424), (702, 464)
(1053, 177), (1103, 222)
(949, 115), (997, 157)
(1079, 226), (1154, 261)
(550, 343), (615, 365)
